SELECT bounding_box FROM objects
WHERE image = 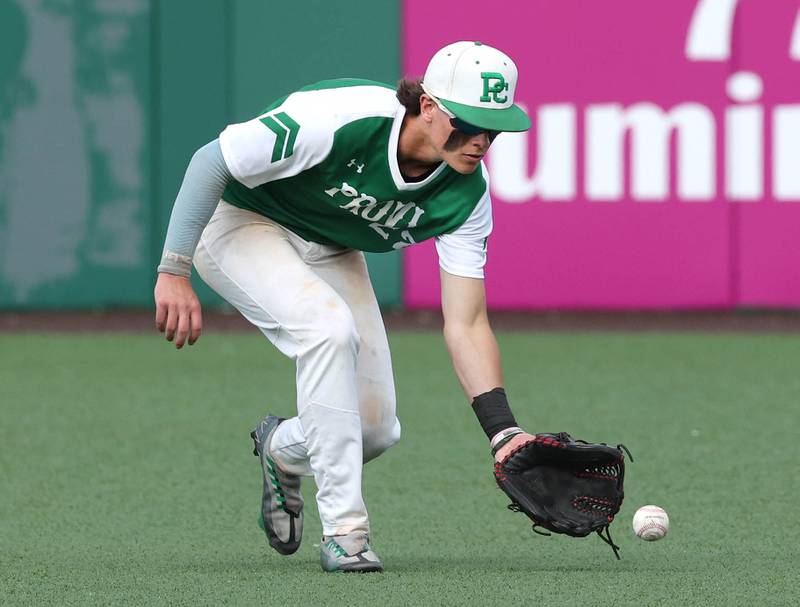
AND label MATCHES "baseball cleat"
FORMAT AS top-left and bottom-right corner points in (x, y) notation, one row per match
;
(319, 531), (383, 573)
(250, 415), (303, 555)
